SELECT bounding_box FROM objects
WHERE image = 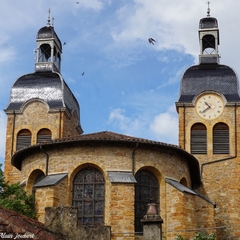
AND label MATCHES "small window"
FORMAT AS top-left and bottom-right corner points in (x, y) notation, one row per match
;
(37, 128), (52, 144)
(16, 129), (32, 151)
(213, 123), (229, 154)
(191, 123), (207, 154)
(72, 167), (105, 226)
